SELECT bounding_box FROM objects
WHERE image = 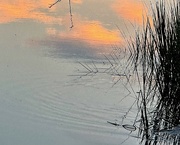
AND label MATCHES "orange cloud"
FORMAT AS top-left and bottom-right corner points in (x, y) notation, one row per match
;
(0, 0), (81, 24)
(47, 16), (122, 53)
(72, 0), (83, 4)
(112, 0), (147, 24)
